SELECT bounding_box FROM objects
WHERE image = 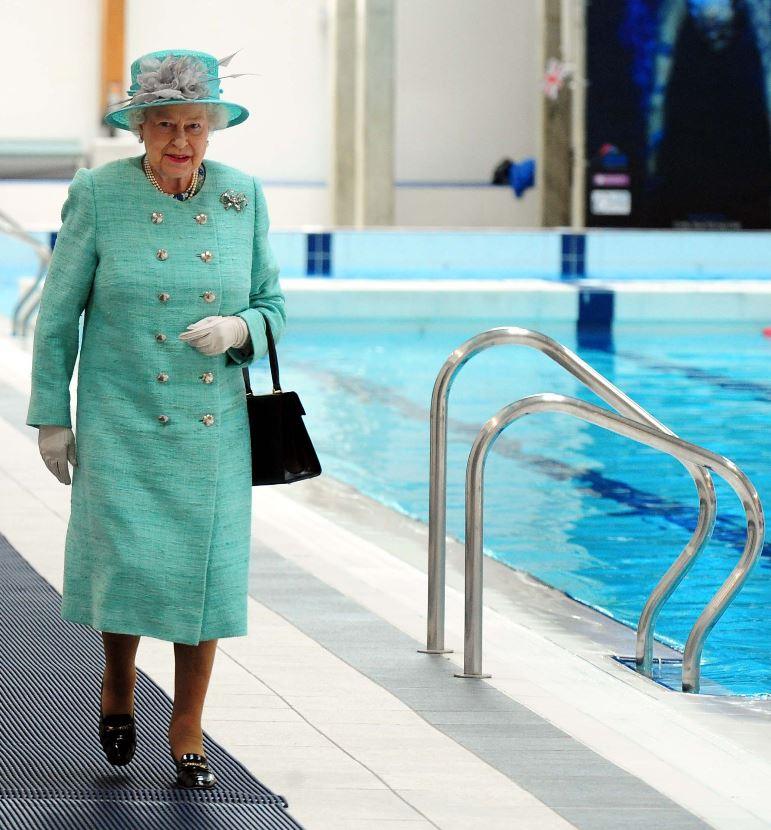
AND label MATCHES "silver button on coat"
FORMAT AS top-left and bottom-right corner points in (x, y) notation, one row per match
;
(158, 292), (171, 303)
(151, 212), (164, 224)
(201, 291), (216, 303)
(156, 249), (169, 261)
(198, 250), (213, 262)
(200, 371), (214, 384)
(155, 332), (167, 342)
(194, 213), (208, 224)
(156, 372), (169, 382)
(158, 414), (170, 424)
(201, 413), (215, 426)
